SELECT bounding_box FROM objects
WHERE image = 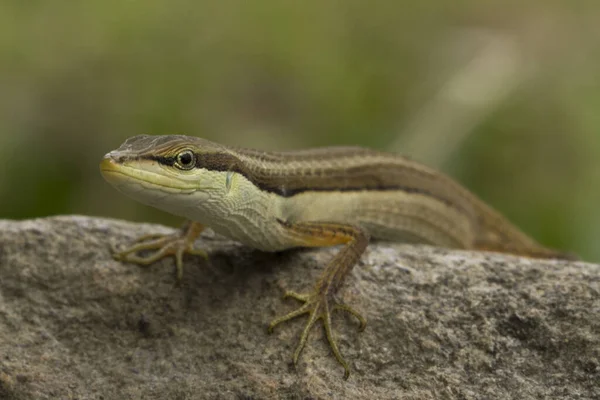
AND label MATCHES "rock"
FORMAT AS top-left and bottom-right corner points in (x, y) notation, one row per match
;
(0, 216), (598, 399)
